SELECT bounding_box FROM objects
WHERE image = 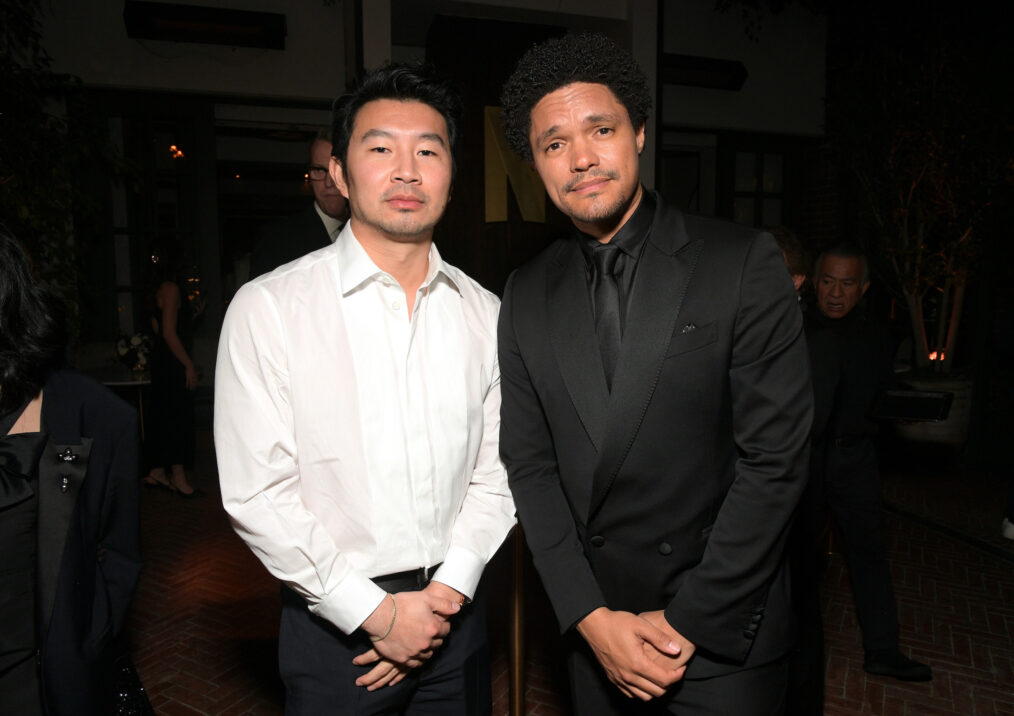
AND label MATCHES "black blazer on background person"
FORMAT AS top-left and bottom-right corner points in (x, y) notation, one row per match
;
(499, 193), (812, 679)
(249, 204), (332, 279)
(39, 370), (141, 714)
